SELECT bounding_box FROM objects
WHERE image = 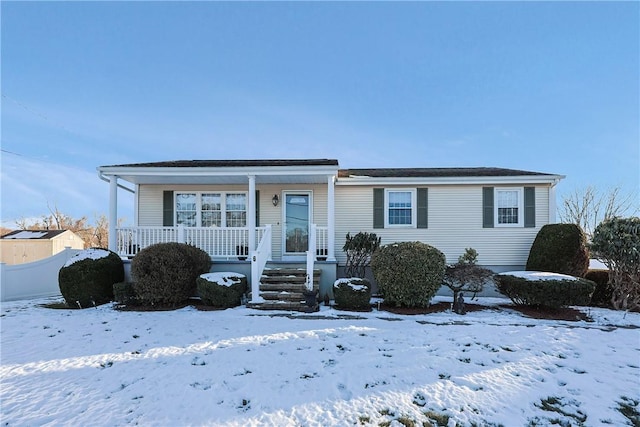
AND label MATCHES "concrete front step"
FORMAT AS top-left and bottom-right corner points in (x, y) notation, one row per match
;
(246, 265), (322, 311)
(260, 291), (306, 301)
(260, 276), (319, 284)
(259, 283), (317, 292)
(246, 300), (319, 312)
(262, 268), (321, 276)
